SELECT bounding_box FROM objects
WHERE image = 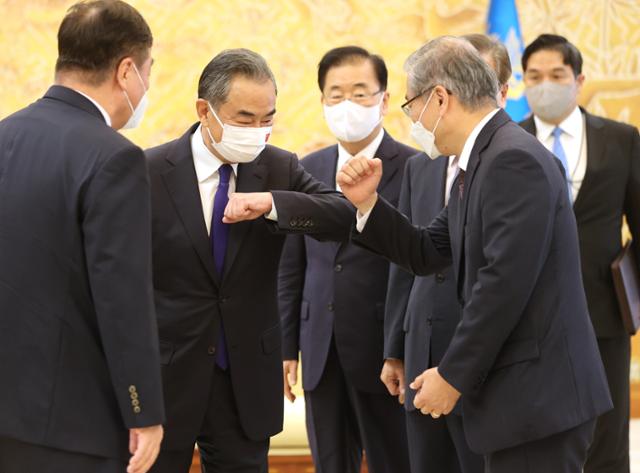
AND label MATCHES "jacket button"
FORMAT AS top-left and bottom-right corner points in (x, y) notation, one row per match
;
(132, 399), (140, 407)
(436, 273), (445, 283)
(327, 303), (334, 312)
(334, 264), (343, 273)
(207, 346), (216, 355)
(133, 406), (141, 414)
(427, 317), (433, 326)
(128, 385), (136, 394)
(290, 219), (297, 227)
(220, 297), (229, 304)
